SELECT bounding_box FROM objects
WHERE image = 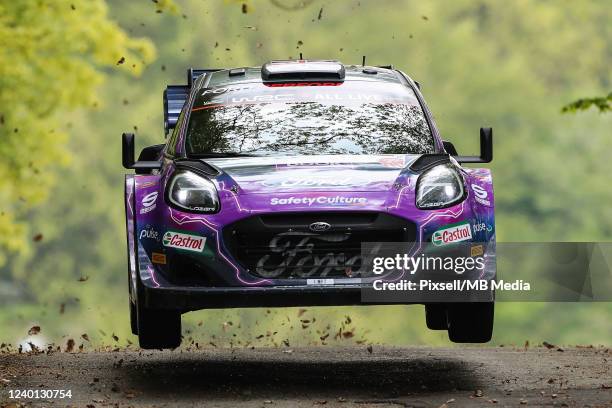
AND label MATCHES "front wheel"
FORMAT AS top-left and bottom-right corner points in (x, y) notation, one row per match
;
(129, 299), (138, 335)
(425, 304), (447, 330)
(447, 302), (494, 343)
(136, 299), (182, 349)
